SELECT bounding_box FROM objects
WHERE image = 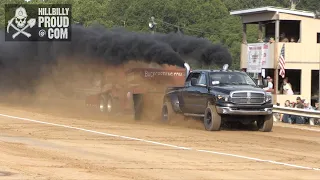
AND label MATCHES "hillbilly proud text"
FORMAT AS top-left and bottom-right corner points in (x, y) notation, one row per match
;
(38, 7), (70, 39)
